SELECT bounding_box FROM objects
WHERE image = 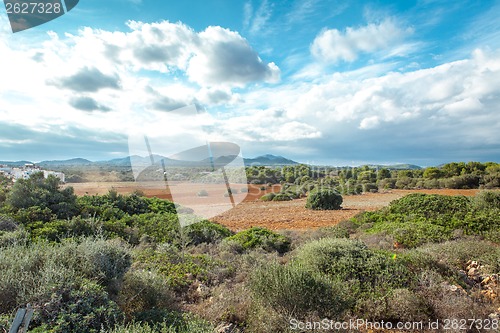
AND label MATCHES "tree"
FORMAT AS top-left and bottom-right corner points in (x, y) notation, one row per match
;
(306, 189), (343, 210)
(377, 168), (392, 181)
(423, 167), (442, 179)
(6, 173), (78, 220)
